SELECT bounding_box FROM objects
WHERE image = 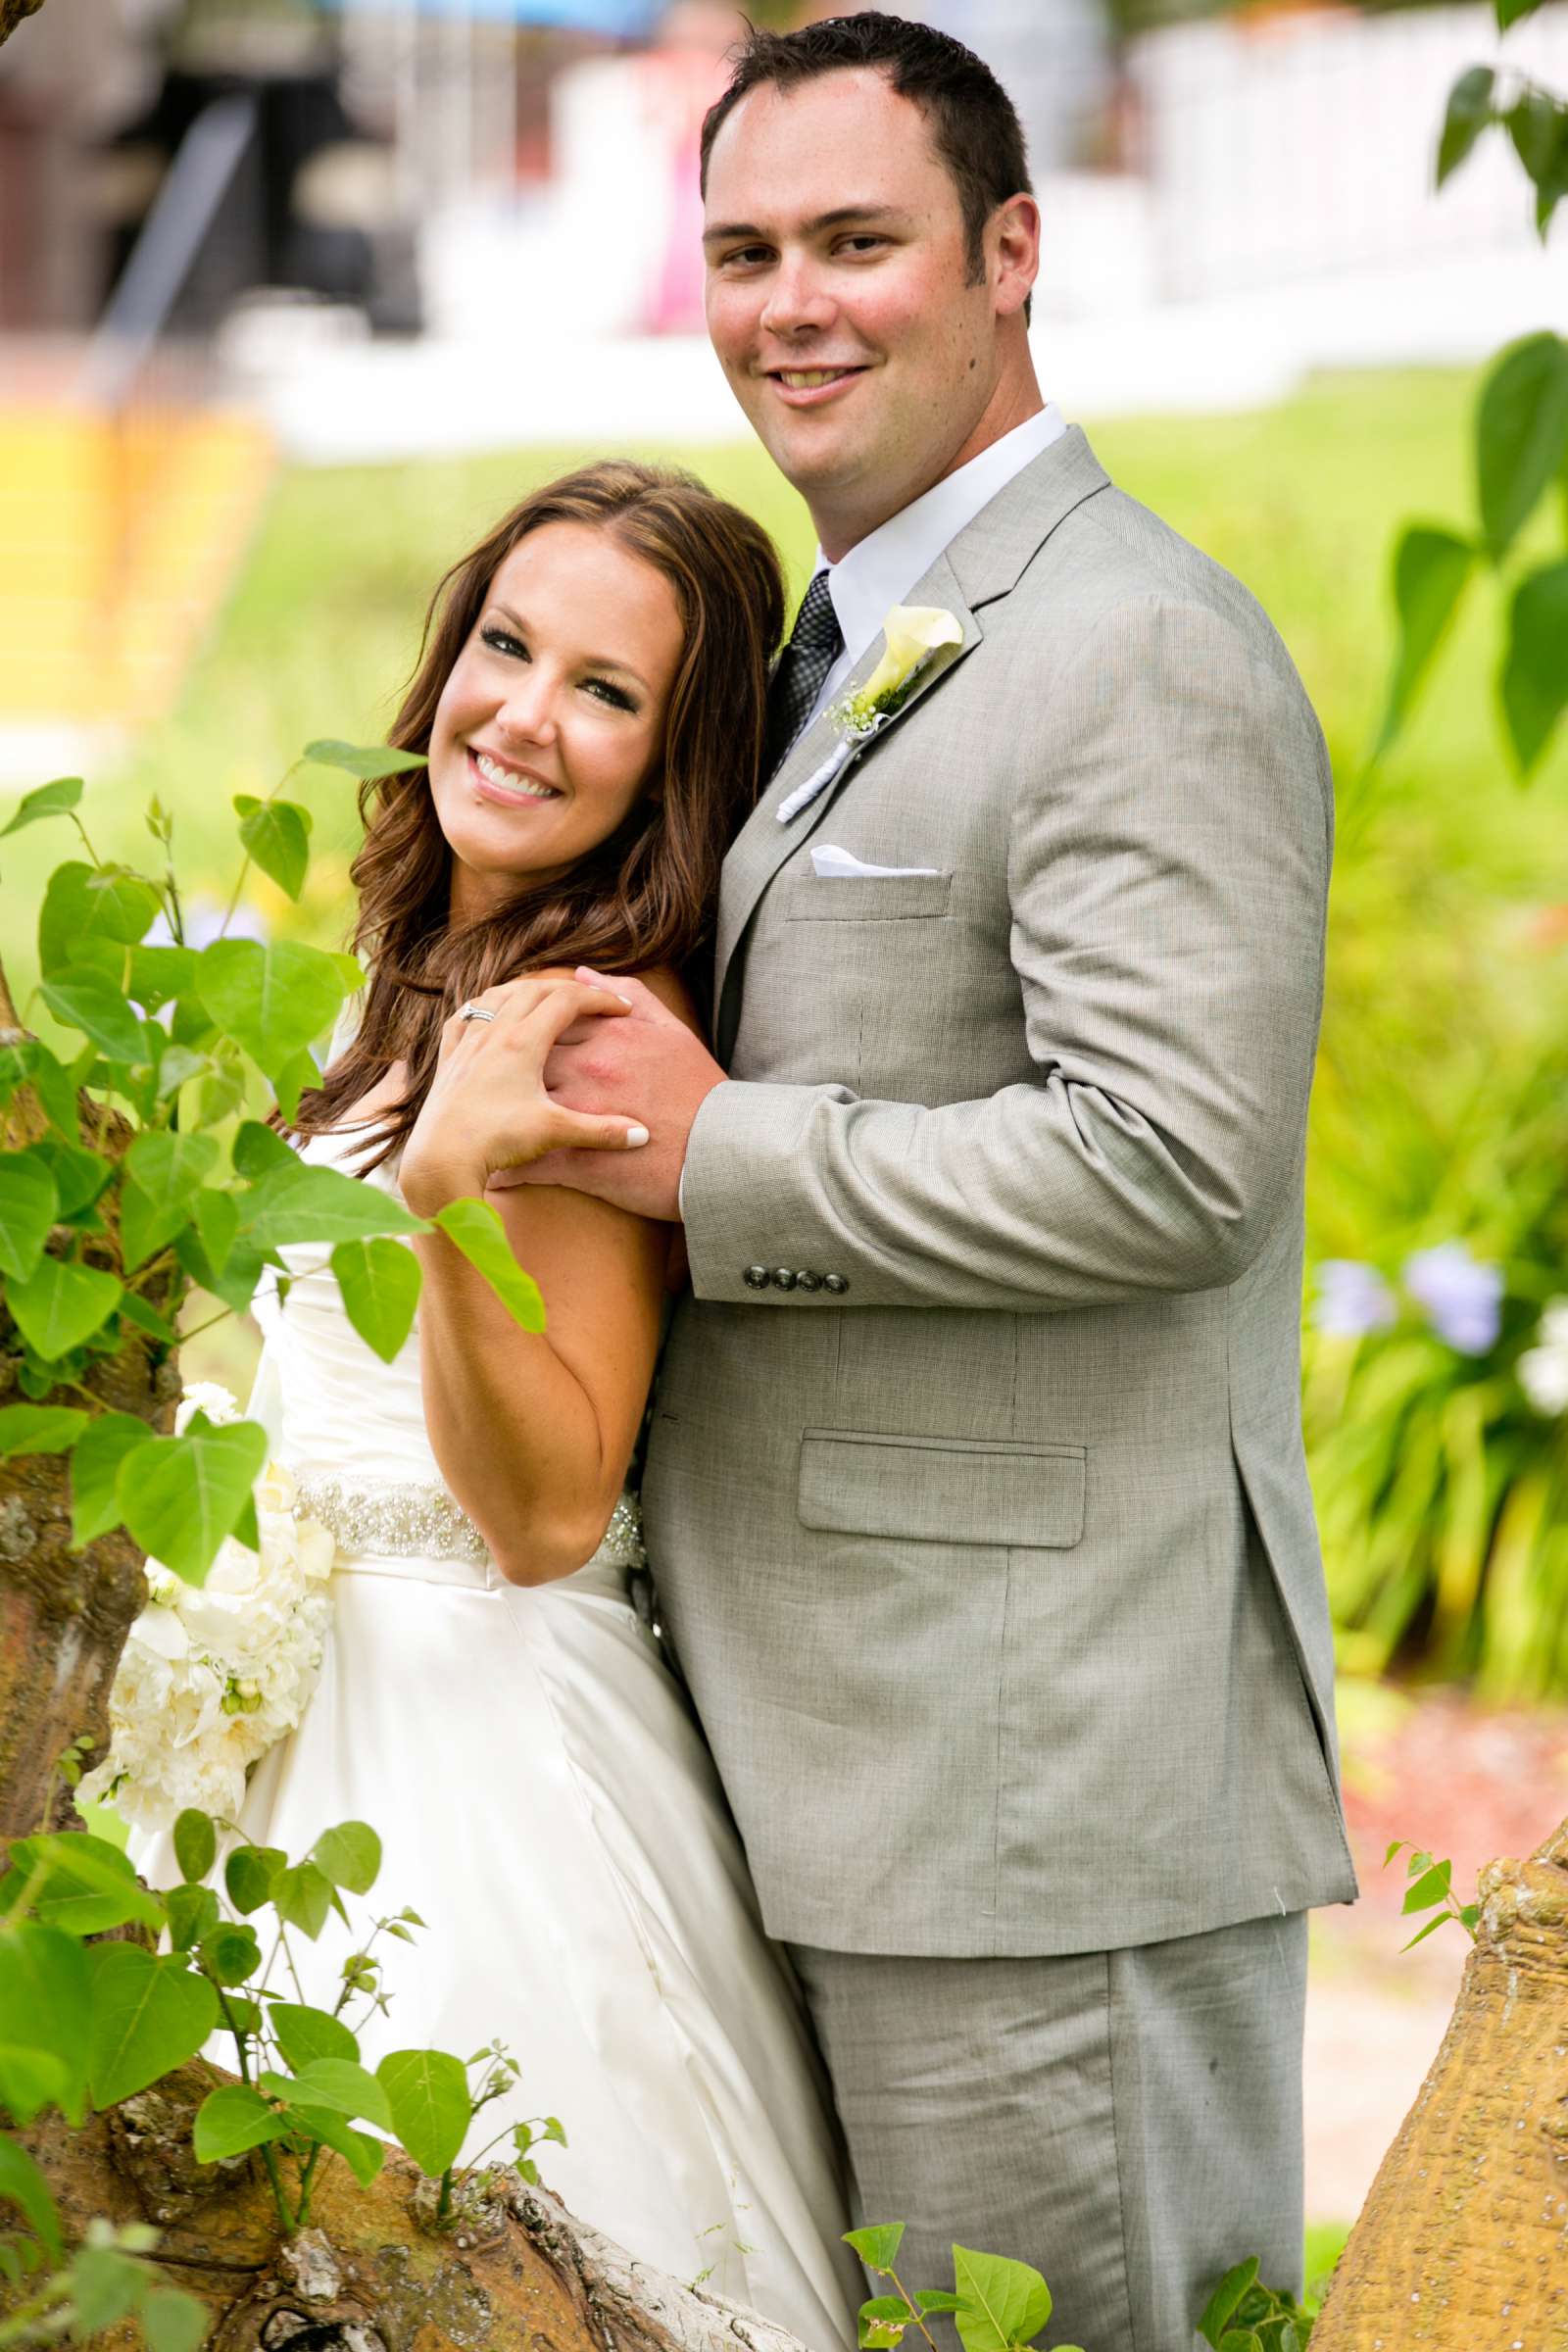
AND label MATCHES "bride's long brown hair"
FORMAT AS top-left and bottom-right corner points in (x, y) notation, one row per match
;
(290, 461), (784, 1167)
